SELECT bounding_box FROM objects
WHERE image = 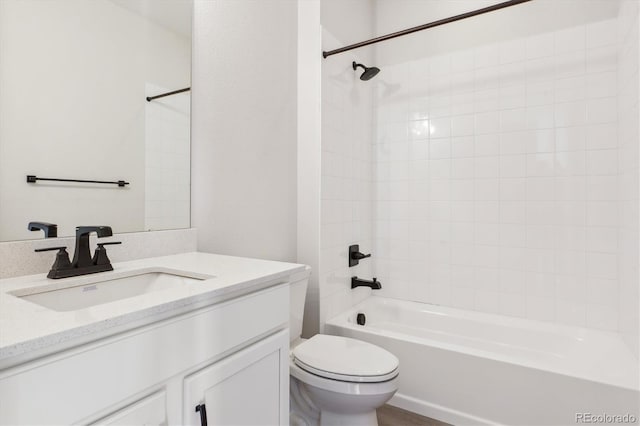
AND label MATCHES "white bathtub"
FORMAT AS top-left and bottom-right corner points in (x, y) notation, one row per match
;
(325, 296), (640, 426)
